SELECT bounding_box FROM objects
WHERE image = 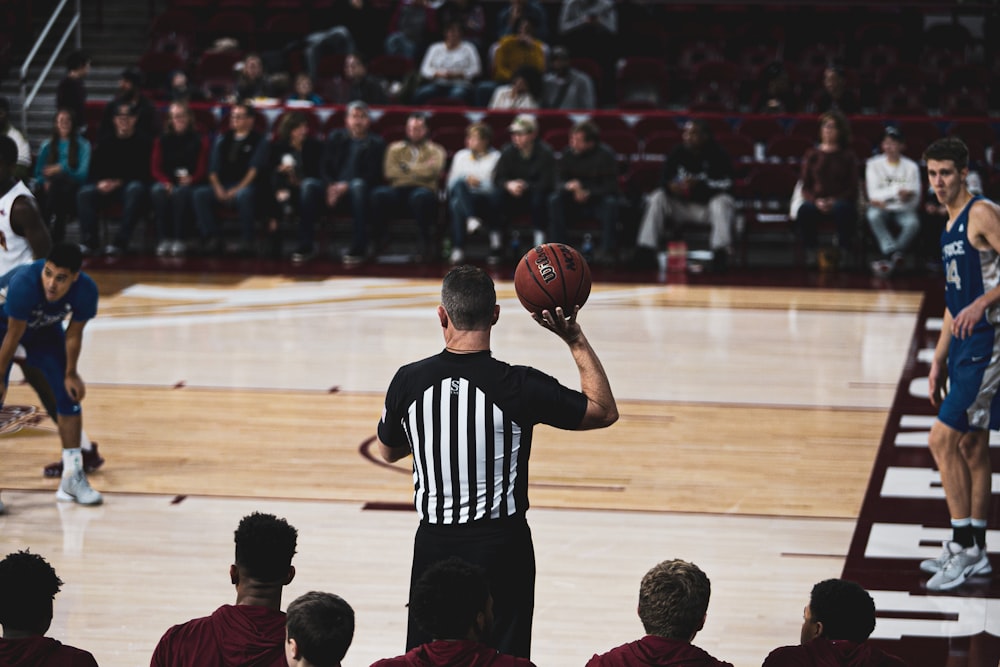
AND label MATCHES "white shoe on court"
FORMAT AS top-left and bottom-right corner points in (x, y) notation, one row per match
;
(56, 471), (103, 506)
(926, 543), (991, 590)
(922, 540), (993, 574)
